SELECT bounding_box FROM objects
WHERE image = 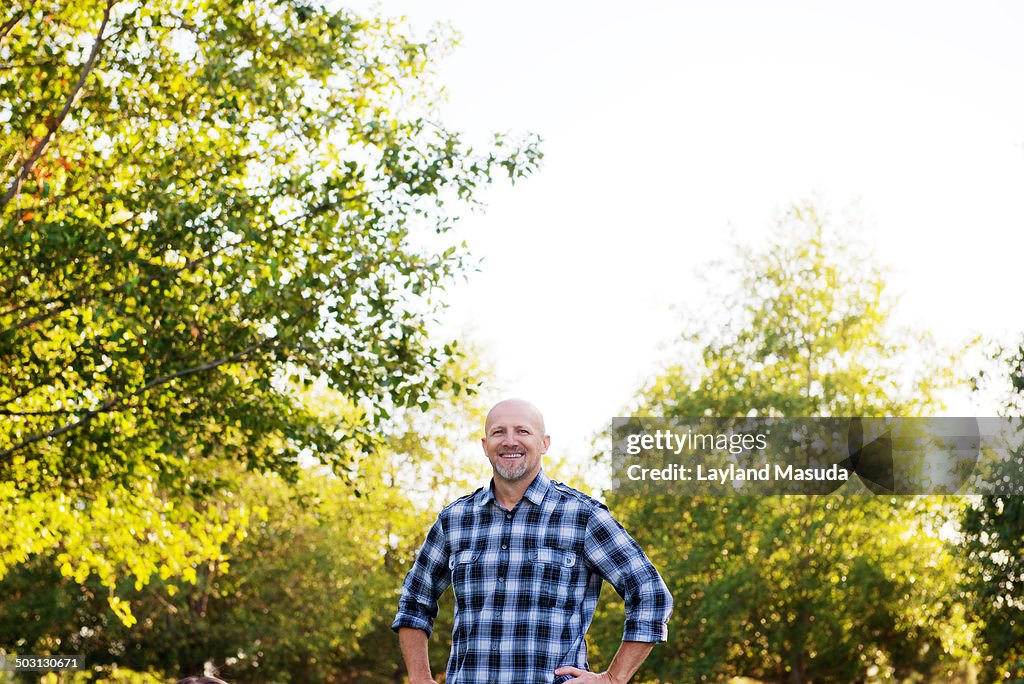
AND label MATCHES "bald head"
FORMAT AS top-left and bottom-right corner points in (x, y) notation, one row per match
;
(481, 399), (550, 485)
(484, 399), (546, 436)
